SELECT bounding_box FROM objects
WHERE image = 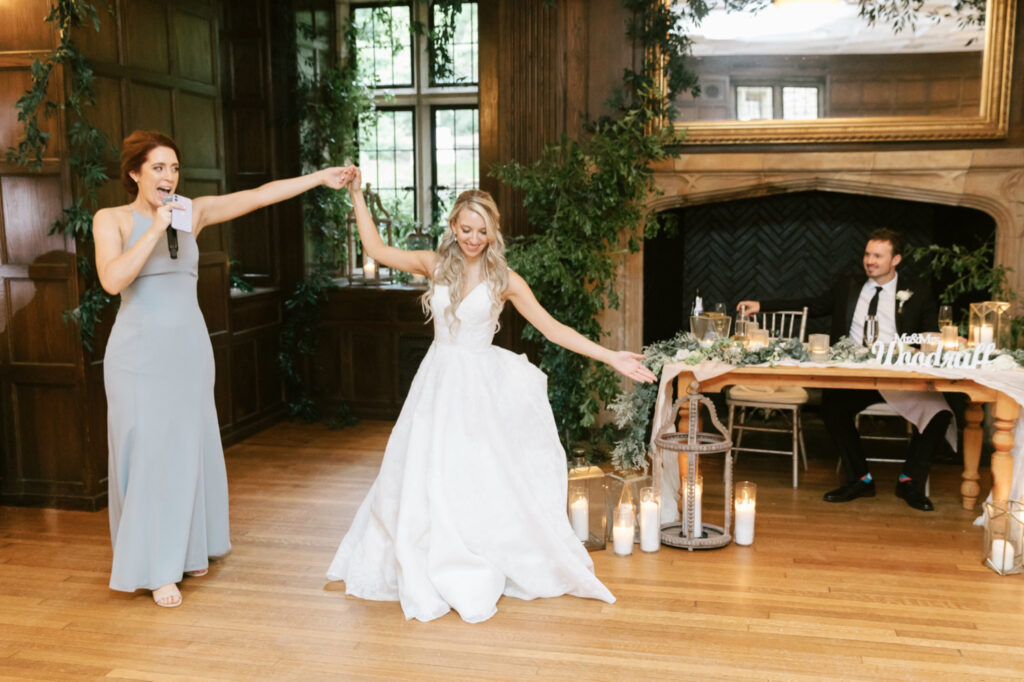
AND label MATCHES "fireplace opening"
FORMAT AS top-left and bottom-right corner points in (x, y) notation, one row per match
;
(643, 190), (997, 346)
